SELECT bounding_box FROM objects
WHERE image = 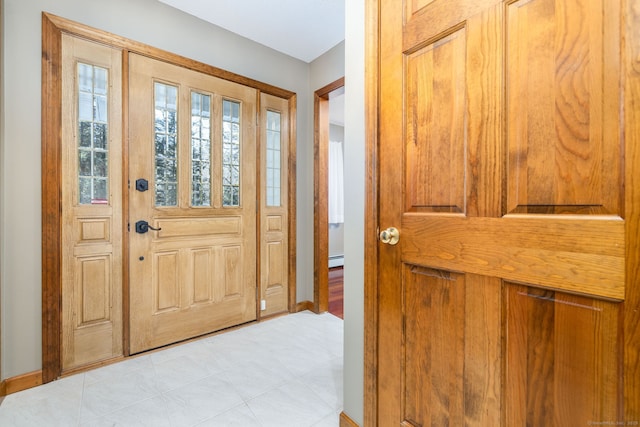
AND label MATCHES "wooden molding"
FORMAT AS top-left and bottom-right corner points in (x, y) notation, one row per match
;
(313, 77), (345, 314)
(295, 300), (315, 312)
(288, 95), (298, 313)
(1, 370), (43, 396)
(42, 13), (295, 100)
(41, 12), (63, 385)
(340, 411), (360, 427)
(363, 0), (380, 424)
